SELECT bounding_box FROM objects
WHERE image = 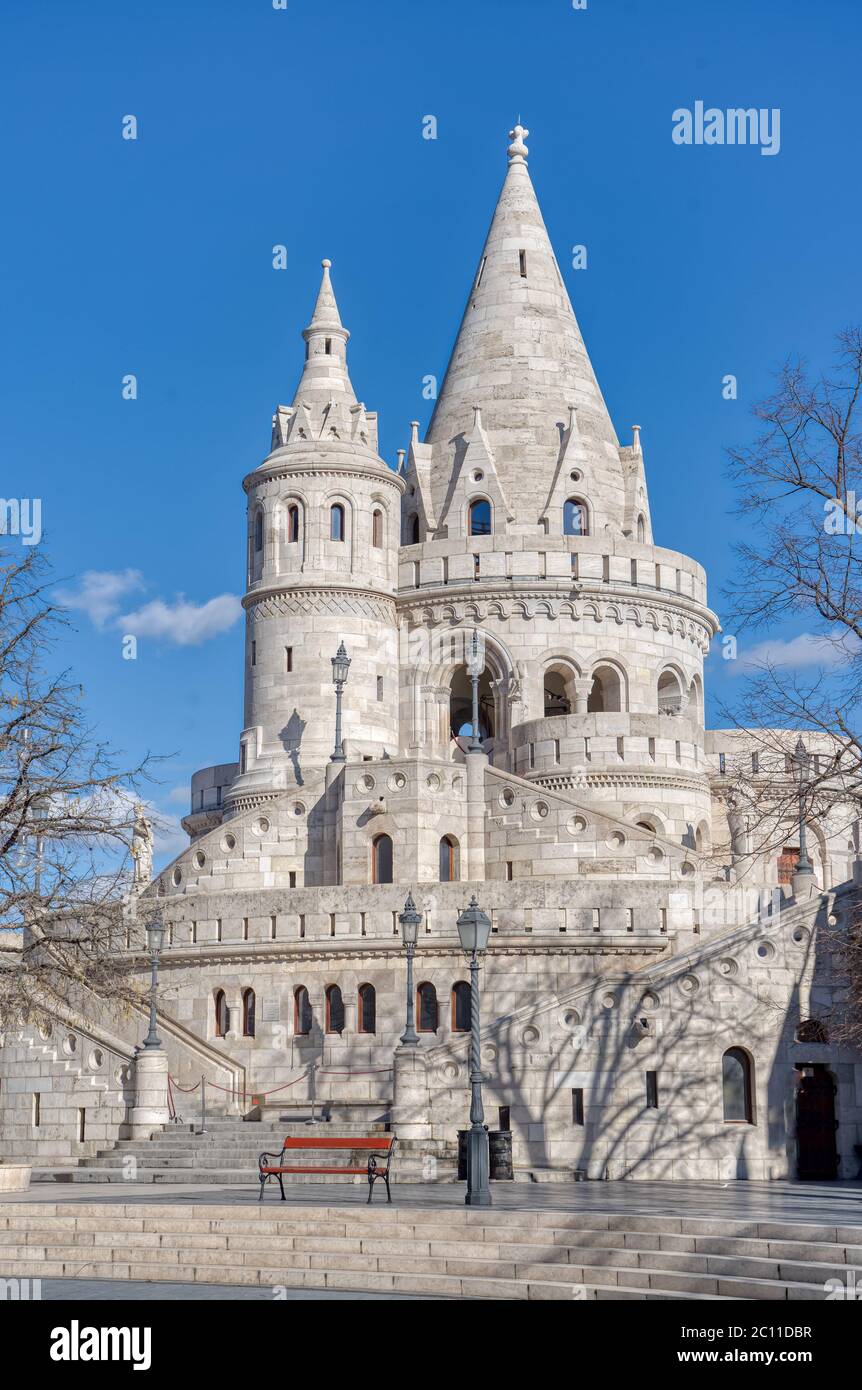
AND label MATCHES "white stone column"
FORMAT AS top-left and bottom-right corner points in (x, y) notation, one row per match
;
(465, 747), (488, 880)
(392, 1046), (431, 1140)
(130, 1048), (170, 1139)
